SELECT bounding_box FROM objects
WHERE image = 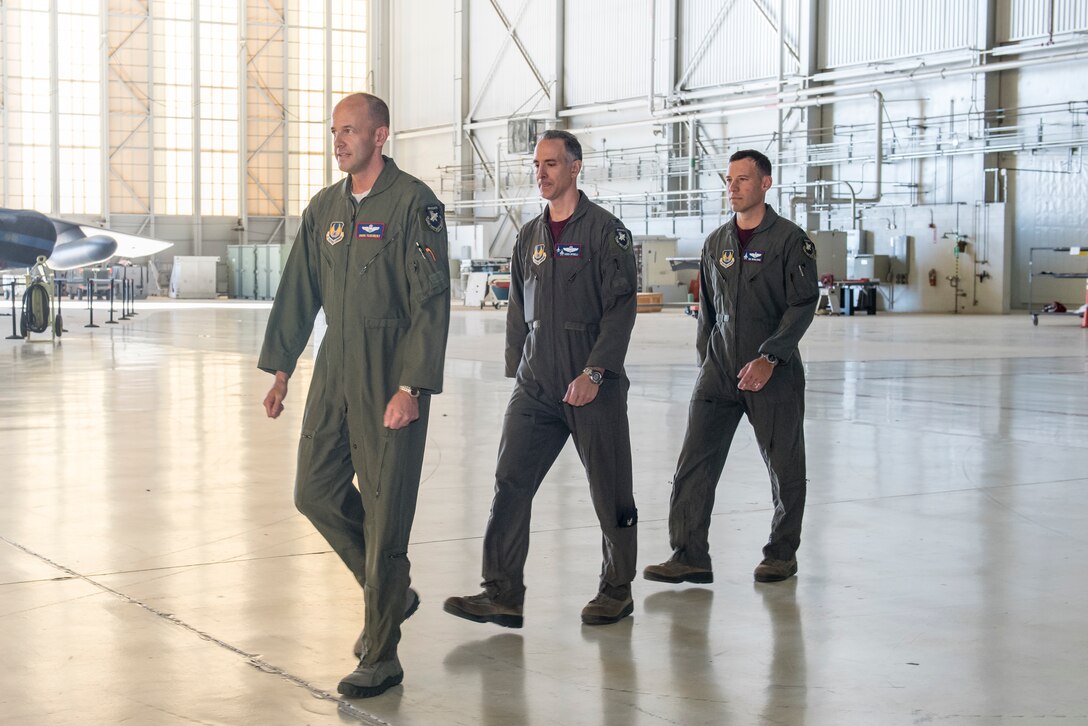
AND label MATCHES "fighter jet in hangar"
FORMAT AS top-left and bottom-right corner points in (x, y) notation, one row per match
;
(1, 207), (173, 338)
(0, 208), (173, 272)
